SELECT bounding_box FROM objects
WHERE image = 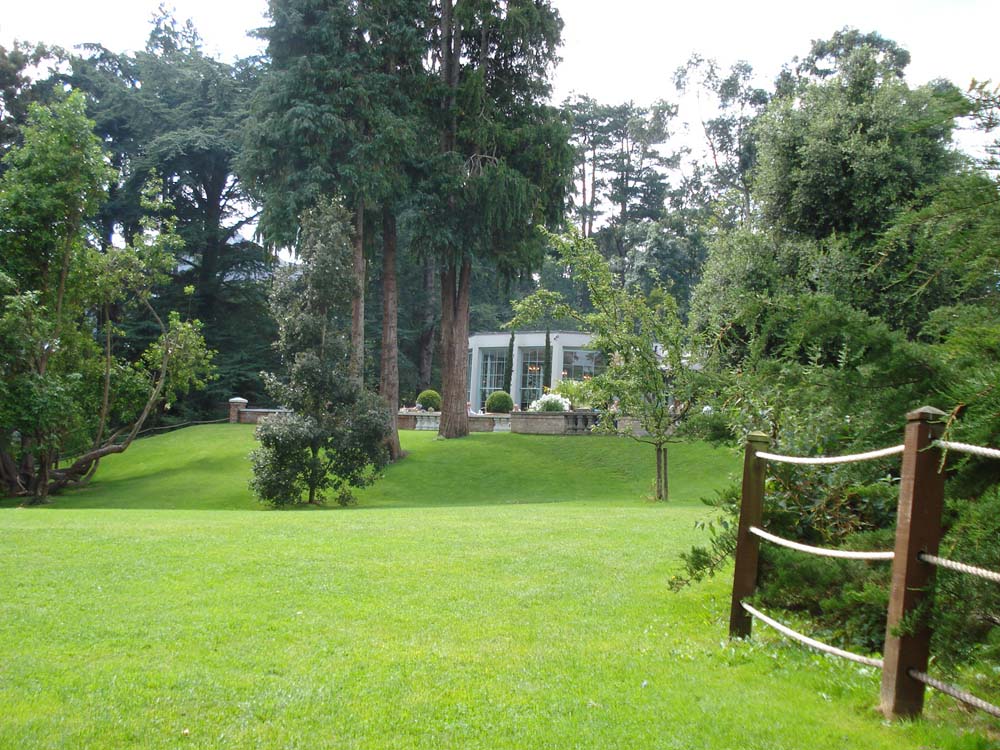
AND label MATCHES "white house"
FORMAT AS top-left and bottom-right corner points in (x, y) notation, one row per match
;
(467, 330), (601, 412)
